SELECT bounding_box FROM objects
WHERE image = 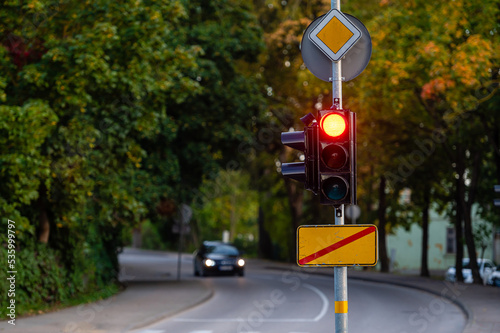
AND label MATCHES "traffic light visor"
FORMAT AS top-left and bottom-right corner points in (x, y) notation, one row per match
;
(321, 114), (346, 137)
